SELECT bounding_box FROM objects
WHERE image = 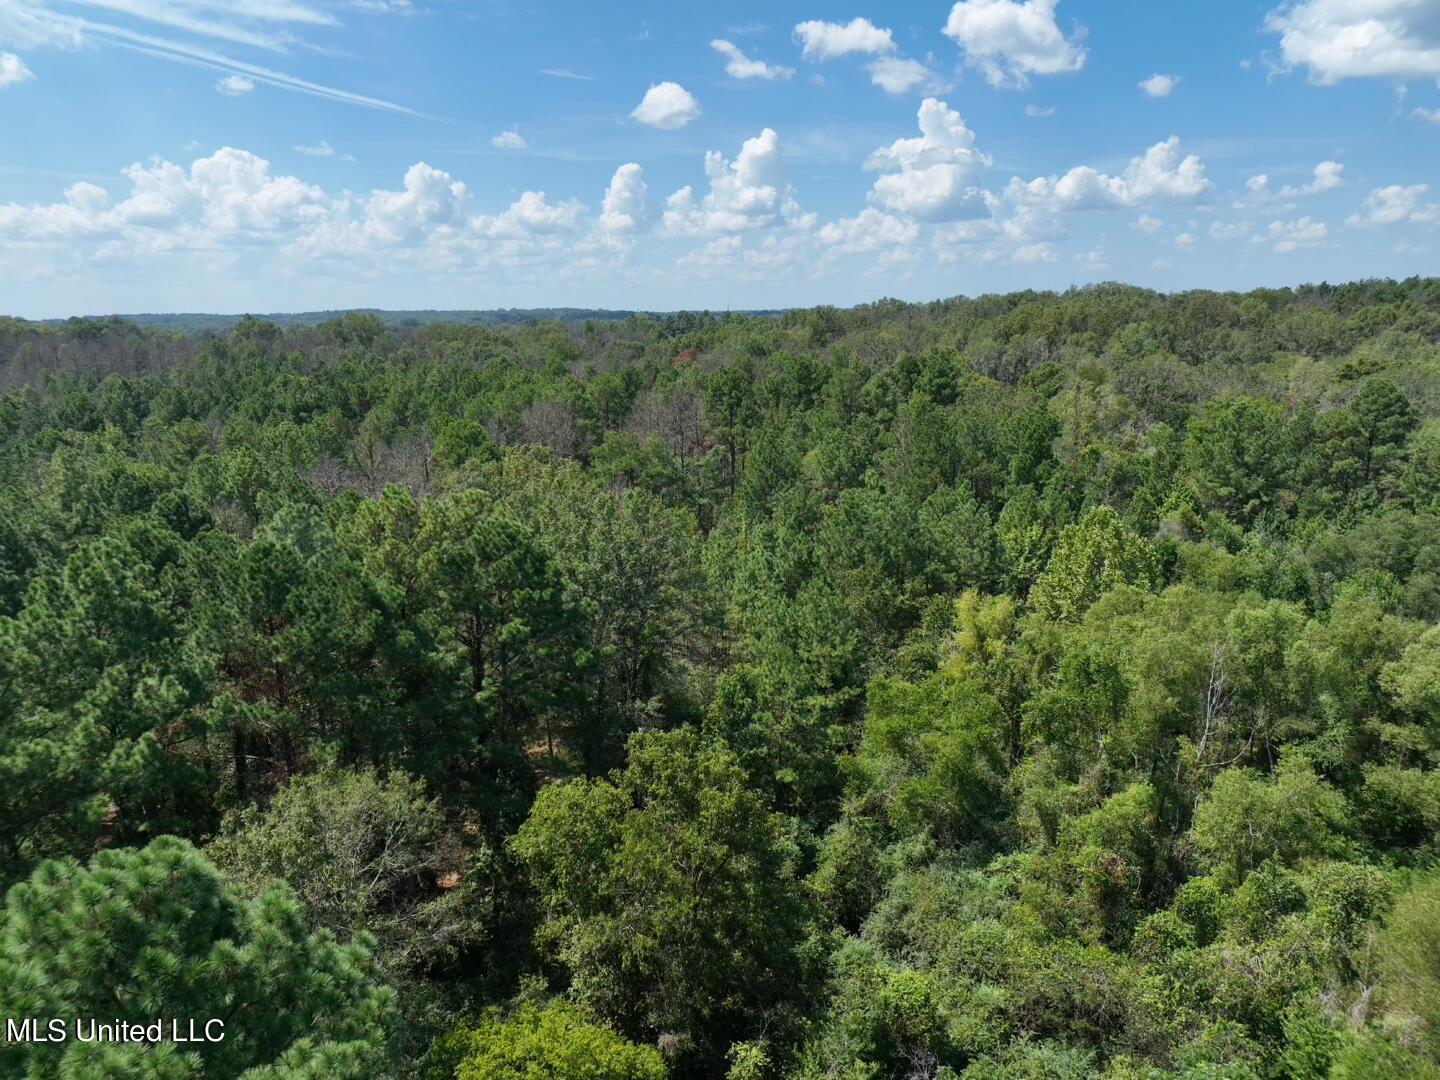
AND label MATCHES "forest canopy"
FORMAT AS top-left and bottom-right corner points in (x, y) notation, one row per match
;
(2, 279), (1440, 1079)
